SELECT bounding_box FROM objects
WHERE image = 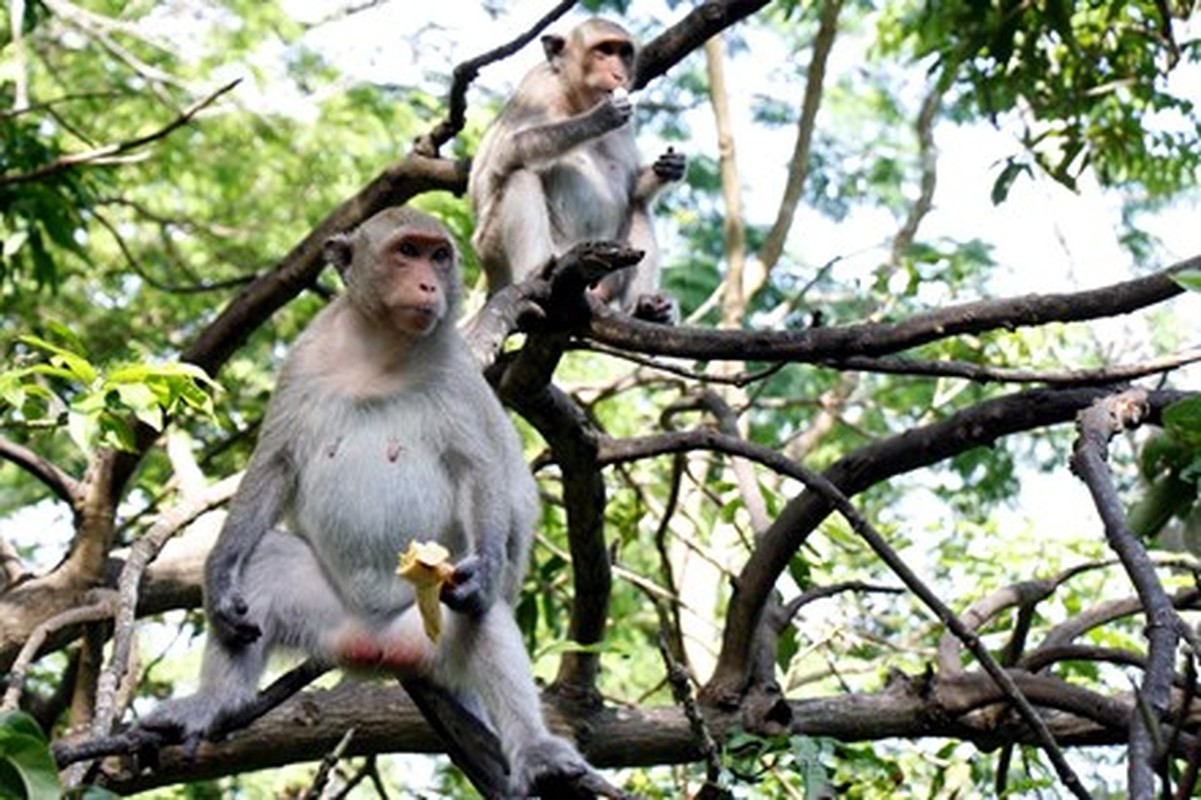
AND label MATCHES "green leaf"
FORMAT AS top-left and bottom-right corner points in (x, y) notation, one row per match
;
(991, 159), (1030, 205)
(18, 335), (97, 385)
(1172, 268), (1201, 292)
(66, 410), (97, 453)
(0, 711), (61, 800)
(113, 383), (164, 430)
